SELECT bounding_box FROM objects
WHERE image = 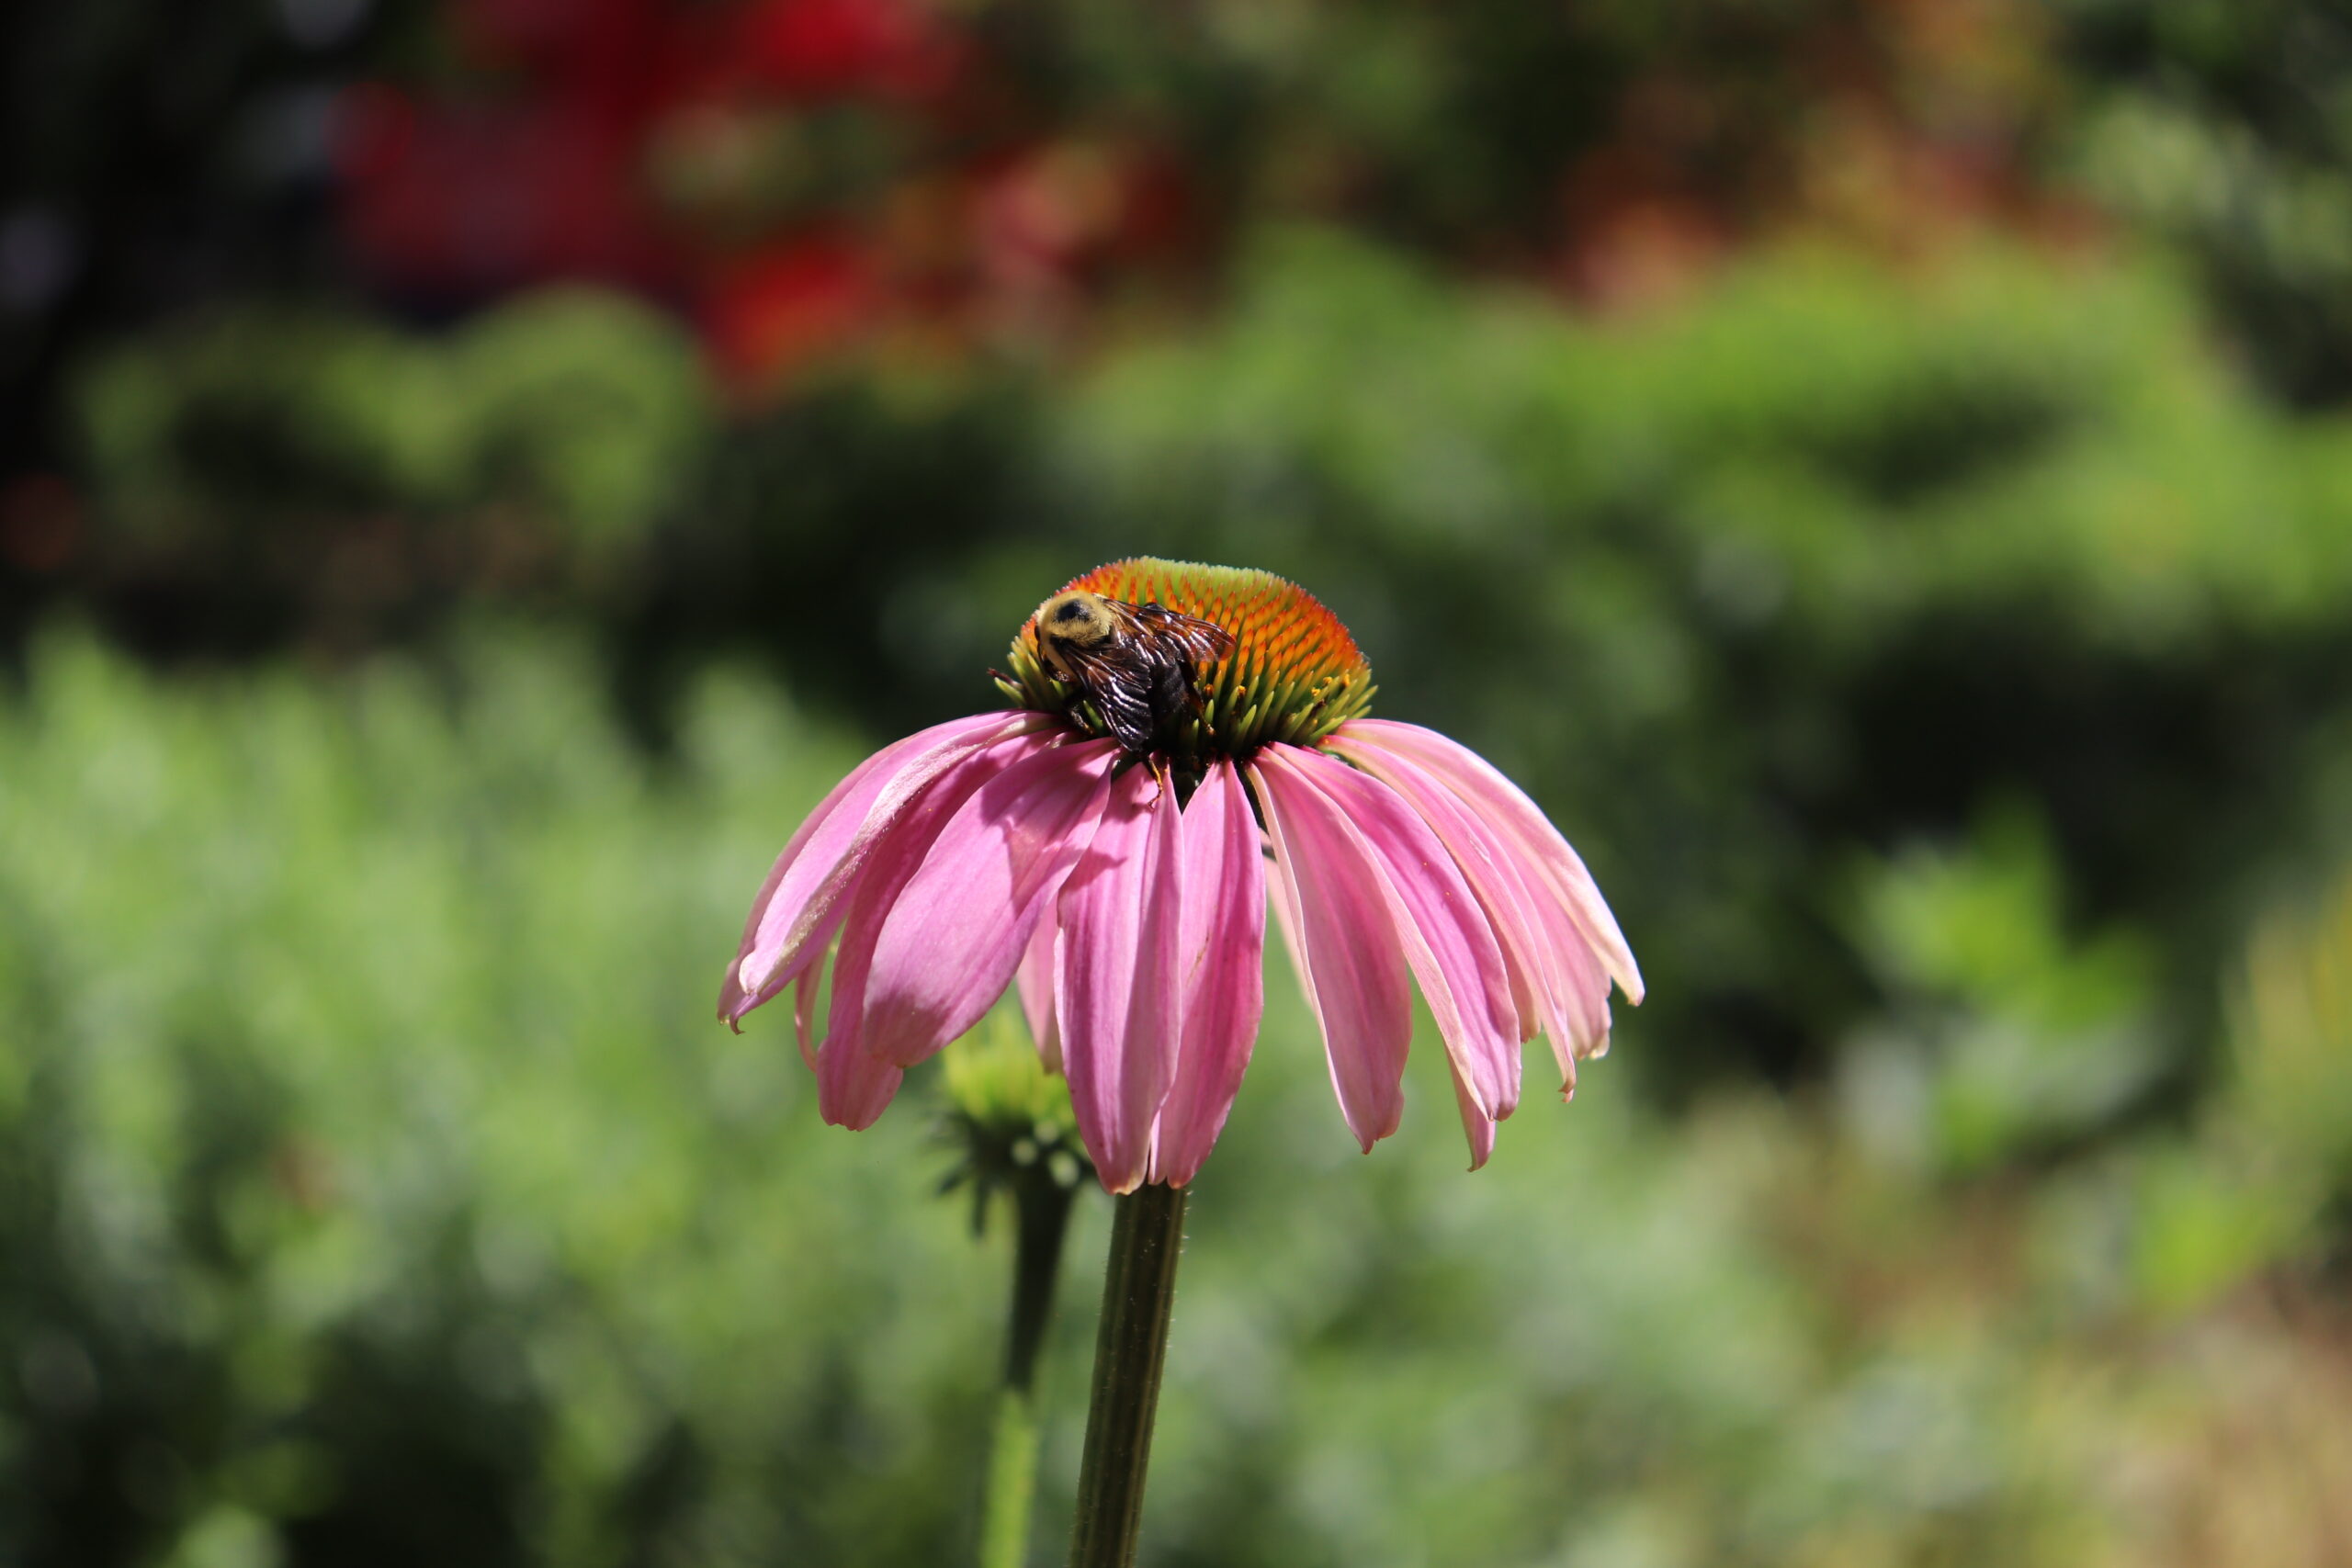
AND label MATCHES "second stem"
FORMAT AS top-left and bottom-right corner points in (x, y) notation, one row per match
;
(980, 1161), (1079, 1568)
